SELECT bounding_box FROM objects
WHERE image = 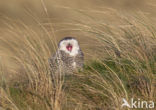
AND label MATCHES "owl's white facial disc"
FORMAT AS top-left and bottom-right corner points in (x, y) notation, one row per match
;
(59, 38), (80, 56)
